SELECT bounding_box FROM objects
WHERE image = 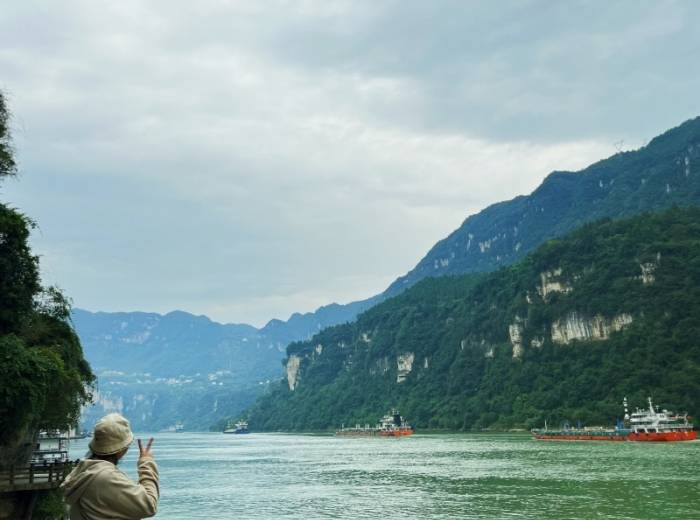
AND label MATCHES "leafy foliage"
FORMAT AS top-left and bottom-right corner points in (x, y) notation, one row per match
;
(0, 218), (95, 446)
(0, 92), (16, 179)
(0, 205), (40, 332)
(32, 489), (67, 520)
(248, 208), (700, 431)
(0, 94), (93, 456)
